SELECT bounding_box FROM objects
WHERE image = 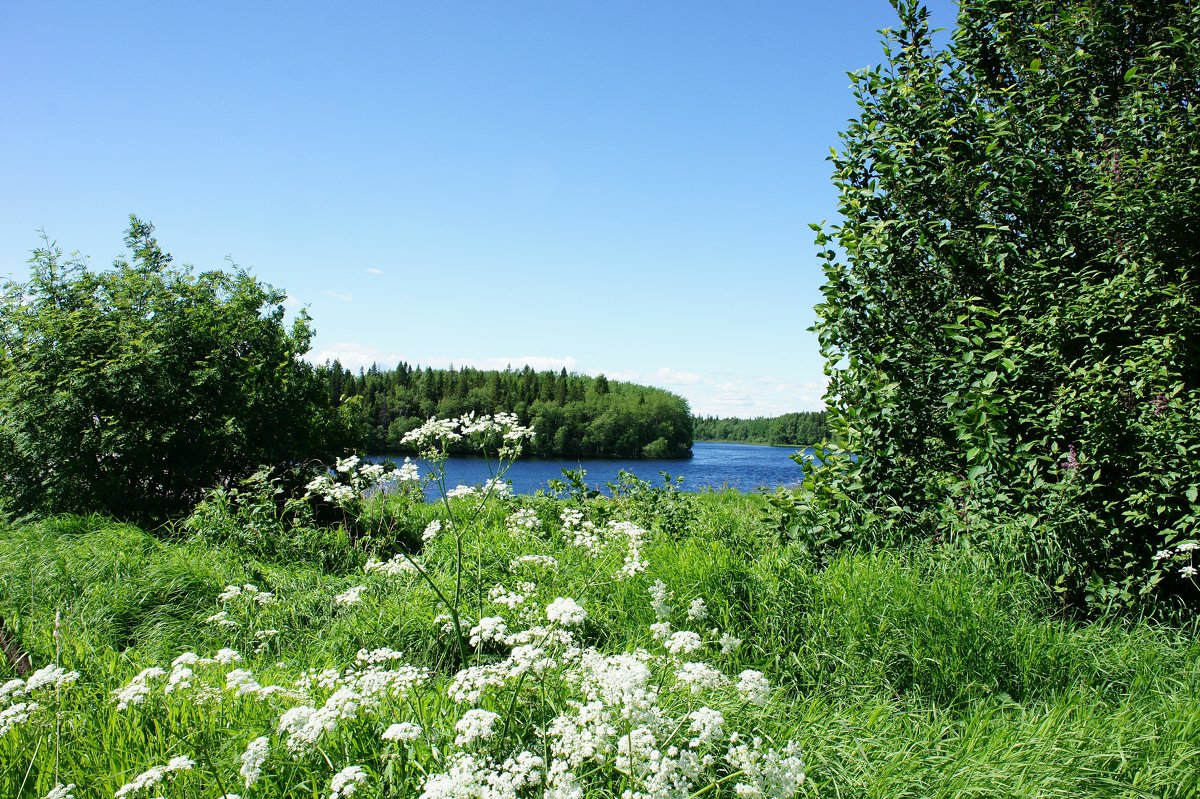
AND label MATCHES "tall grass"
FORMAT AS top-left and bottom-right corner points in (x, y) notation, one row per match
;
(0, 487), (1196, 798)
